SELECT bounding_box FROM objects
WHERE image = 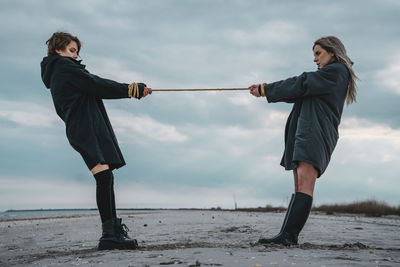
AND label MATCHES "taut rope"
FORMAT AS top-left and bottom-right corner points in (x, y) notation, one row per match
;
(152, 88), (249, 92)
